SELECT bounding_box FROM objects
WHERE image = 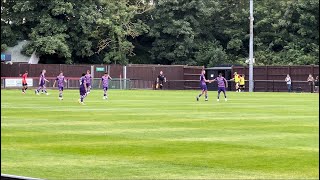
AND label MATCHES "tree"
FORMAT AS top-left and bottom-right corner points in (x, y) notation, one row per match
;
(2, 0), (150, 64)
(1, 0), (318, 65)
(149, 0), (207, 65)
